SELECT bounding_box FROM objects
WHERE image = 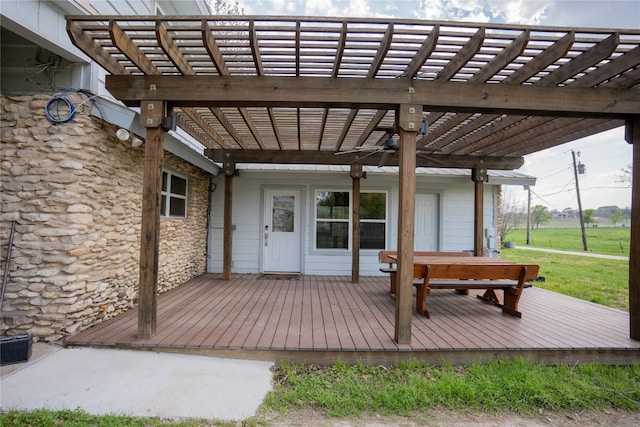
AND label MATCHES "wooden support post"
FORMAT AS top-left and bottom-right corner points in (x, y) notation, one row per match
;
(472, 165), (487, 257)
(137, 101), (165, 339)
(222, 161), (235, 280)
(395, 104), (419, 344)
(626, 117), (640, 340)
(351, 164), (363, 283)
